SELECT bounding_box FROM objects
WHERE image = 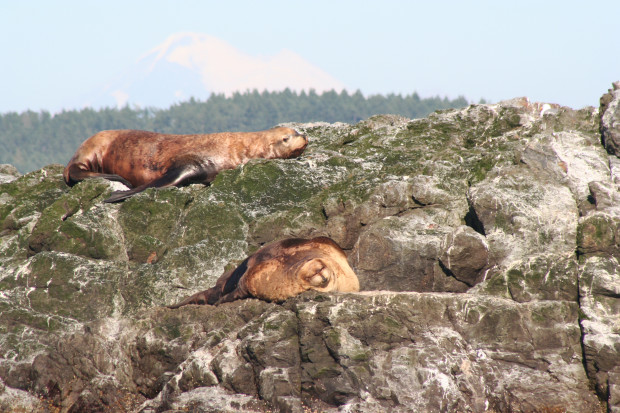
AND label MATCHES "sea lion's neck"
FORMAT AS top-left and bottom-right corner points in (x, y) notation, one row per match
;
(221, 132), (275, 168)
